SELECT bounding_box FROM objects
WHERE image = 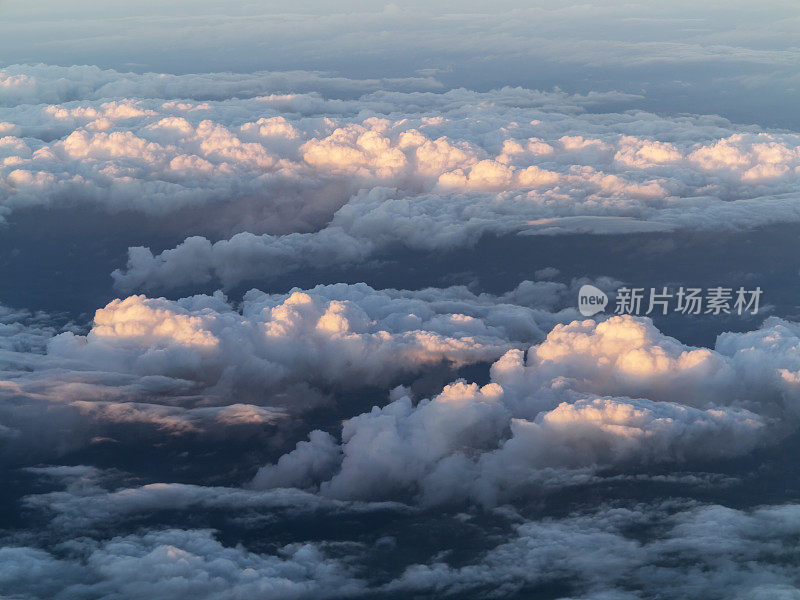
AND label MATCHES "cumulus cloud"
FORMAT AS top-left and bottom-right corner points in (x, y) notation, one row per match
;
(115, 185), (800, 291)
(254, 315), (800, 505)
(0, 281), (585, 462)
(2, 65), (800, 289)
(0, 528), (366, 600)
(1, 70), (641, 230)
(0, 304), (63, 353)
(5, 8), (800, 599)
(42, 282), (569, 392)
(388, 501), (800, 599)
